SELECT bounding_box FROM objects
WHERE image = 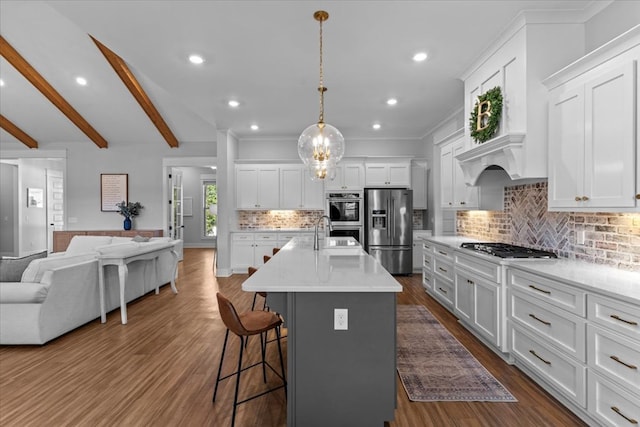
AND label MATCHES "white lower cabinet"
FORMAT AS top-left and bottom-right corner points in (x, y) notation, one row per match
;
(231, 232), (278, 272)
(455, 266), (500, 348)
(588, 371), (640, 427)
(510, 324), (587, 407)
(429, 242), (455, 312)
(507, 266), (640, 426)
(586, 293), (640, 426)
